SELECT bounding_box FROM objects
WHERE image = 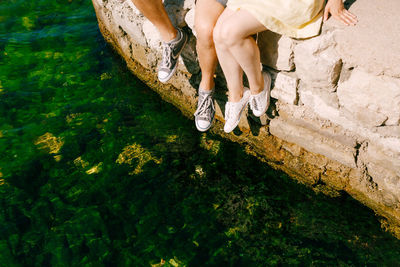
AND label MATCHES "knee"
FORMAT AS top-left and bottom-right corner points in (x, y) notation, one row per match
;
(212, 22), (226, 46)
(213, 23), (241, 47)
(195, 22), (215, 48)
